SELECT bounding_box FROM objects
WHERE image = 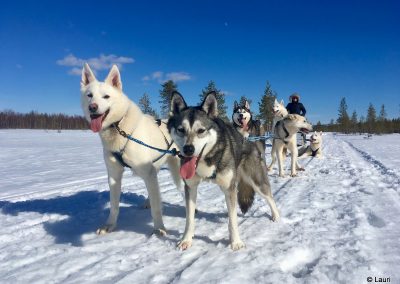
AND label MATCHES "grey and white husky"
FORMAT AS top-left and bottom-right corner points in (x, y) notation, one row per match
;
(232, 100), (265, 157)
(167, 91), (280, 251)
(80, 63), (181, 236)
